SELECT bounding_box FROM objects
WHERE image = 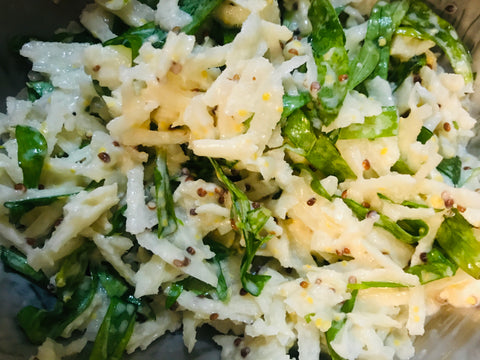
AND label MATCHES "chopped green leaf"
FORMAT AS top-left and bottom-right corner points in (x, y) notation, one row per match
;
(16, 125), (48, 189)
(4, 189), (79, 224)
(210, 159), (272, 296)
(436, 209), (480, 279)
(389, 54), (427, 92)
(338, 106), (398, 139)
(416, 126), (433, 144)
(56, 243), (94, 296)
(107, 205), (128, 236)
(347, 281), (409, 290)
(308, 0), (350, 125)
(407, 246), (458, 284)
(282, 92), (312, 118)
(343, 197), (428, 244)
(103, 22), (167, 59)
(325, 290), (358, 360)
(0, 246), (49, 287)
(402, 0), (473, 84)
(436, 156), (462, 186)
(90, 297), (137, 360)
(179, 0), (224, 36)
(155, 150), (180, 237)
(18, 276), (98, 345)
(26, 81), (54, 101)
(284, 109), (356, 182)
